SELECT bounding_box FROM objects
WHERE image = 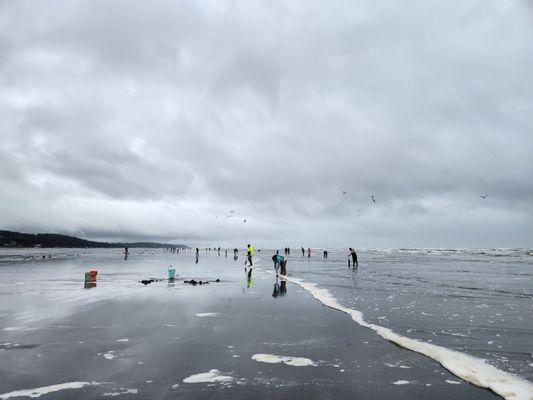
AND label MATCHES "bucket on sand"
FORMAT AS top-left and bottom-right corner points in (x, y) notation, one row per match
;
(84, 270), (98, 289)
(168, 265), (176, 280)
